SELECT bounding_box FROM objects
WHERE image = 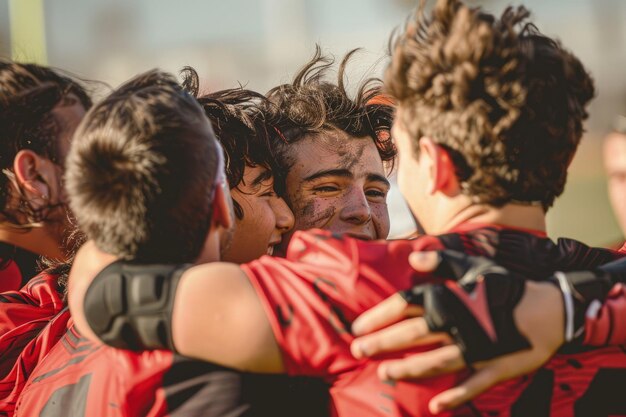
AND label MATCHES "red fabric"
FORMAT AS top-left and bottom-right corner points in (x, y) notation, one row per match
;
(0, 274), (65, 338)
(13, 321), (176, 417)
(584, 283), (626, 346)
(15, 321), (304, 417)
(245, 227), (626, 417)
(581, 239), (626, 346)
(0, 273), (65, 415)
(0, 261), (22, 293)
